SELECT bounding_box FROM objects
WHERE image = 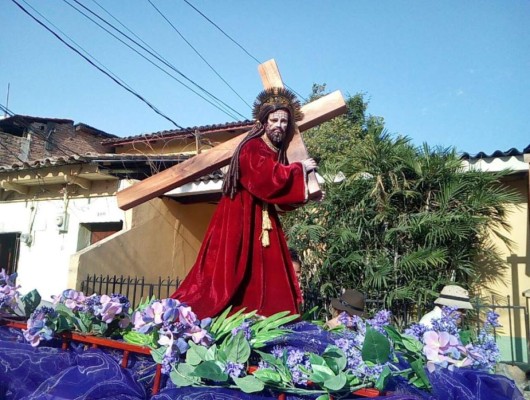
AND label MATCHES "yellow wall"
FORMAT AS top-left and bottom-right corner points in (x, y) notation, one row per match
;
(480, 173), (529, 361)
(69, 197), (216, 301)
